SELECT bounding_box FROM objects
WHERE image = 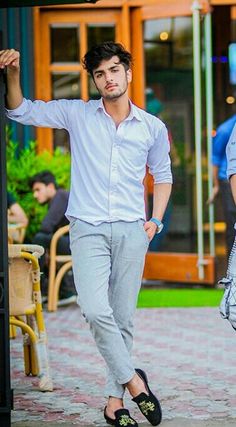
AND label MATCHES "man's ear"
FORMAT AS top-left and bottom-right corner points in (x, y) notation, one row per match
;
(47, 182), (56, 195)
(48, 182), (55, 190)
(127, 68), (132, 83)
